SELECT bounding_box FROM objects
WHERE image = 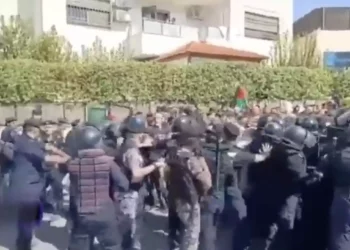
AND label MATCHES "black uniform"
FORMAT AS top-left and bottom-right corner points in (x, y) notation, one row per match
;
(321, 127), (350, 250)
(248, 125), (309, 250)
(67, 125), (129, 250)
(9, 119), (47, 249)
